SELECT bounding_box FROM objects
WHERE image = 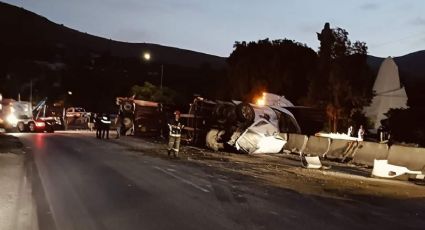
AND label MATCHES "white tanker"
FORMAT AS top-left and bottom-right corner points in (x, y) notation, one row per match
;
(182, 93), (303, 154)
